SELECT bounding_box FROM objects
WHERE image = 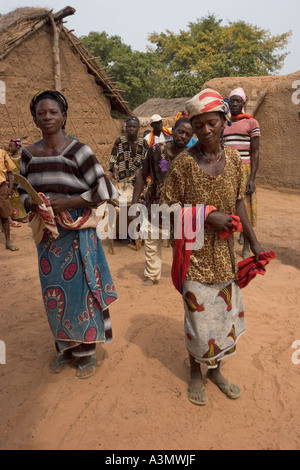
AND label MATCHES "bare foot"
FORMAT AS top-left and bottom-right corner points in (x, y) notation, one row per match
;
(10, 221), (21, 228)
(6, 243), (19, 251)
